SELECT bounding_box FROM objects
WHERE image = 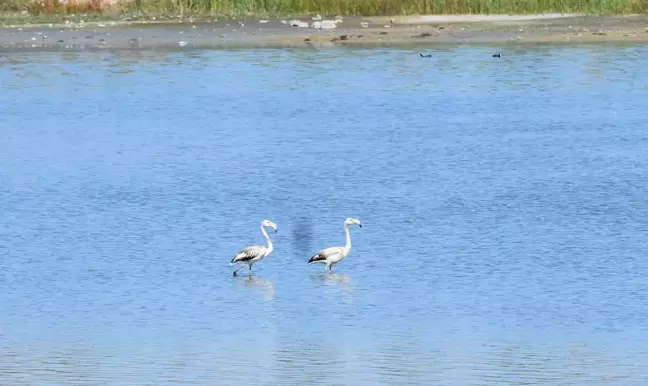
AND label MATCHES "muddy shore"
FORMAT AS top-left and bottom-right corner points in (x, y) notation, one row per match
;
(1, 14), (648, 52)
